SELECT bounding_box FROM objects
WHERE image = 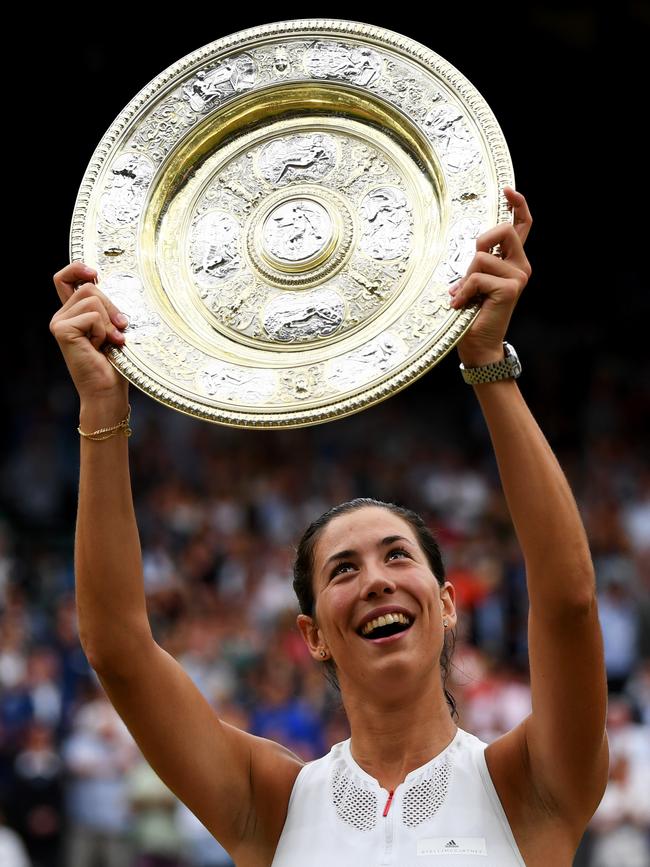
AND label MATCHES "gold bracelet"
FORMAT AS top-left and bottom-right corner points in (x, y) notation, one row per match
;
(78, 405), (132, 441)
